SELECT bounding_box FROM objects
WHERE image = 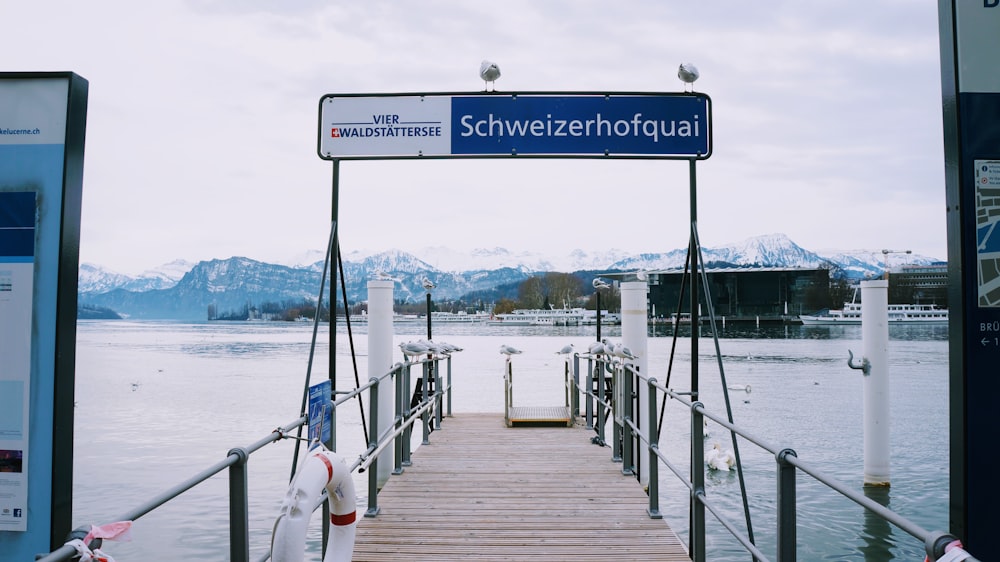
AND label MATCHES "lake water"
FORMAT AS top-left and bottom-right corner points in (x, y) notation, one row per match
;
(71, 320), (950, 560)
